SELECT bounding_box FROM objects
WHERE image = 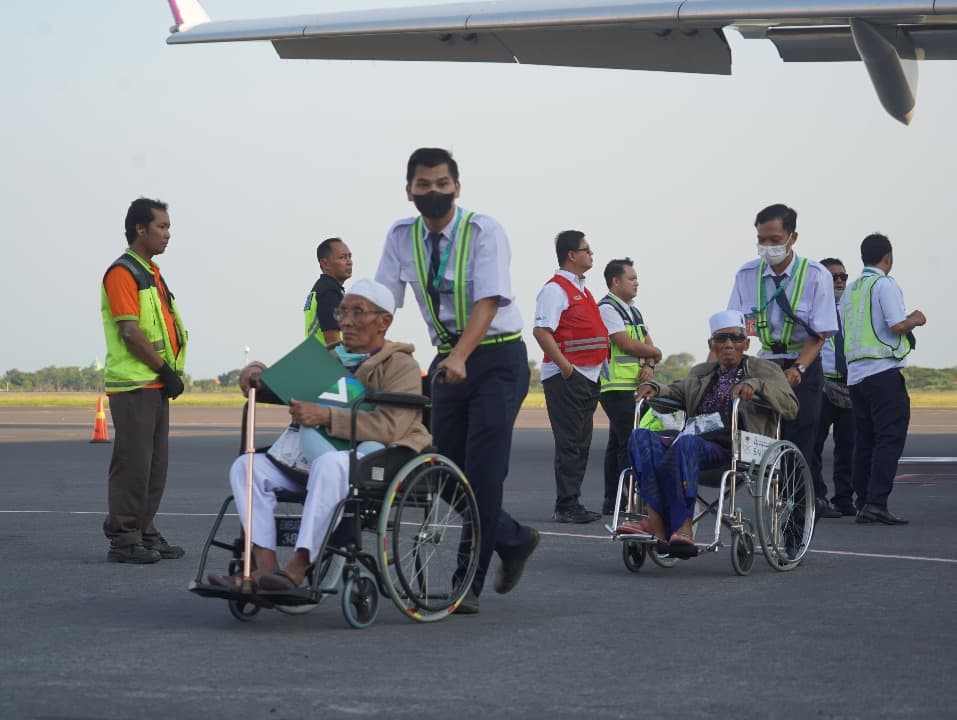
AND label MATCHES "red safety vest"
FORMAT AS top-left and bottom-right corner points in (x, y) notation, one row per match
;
(543, 275), (609, 366)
